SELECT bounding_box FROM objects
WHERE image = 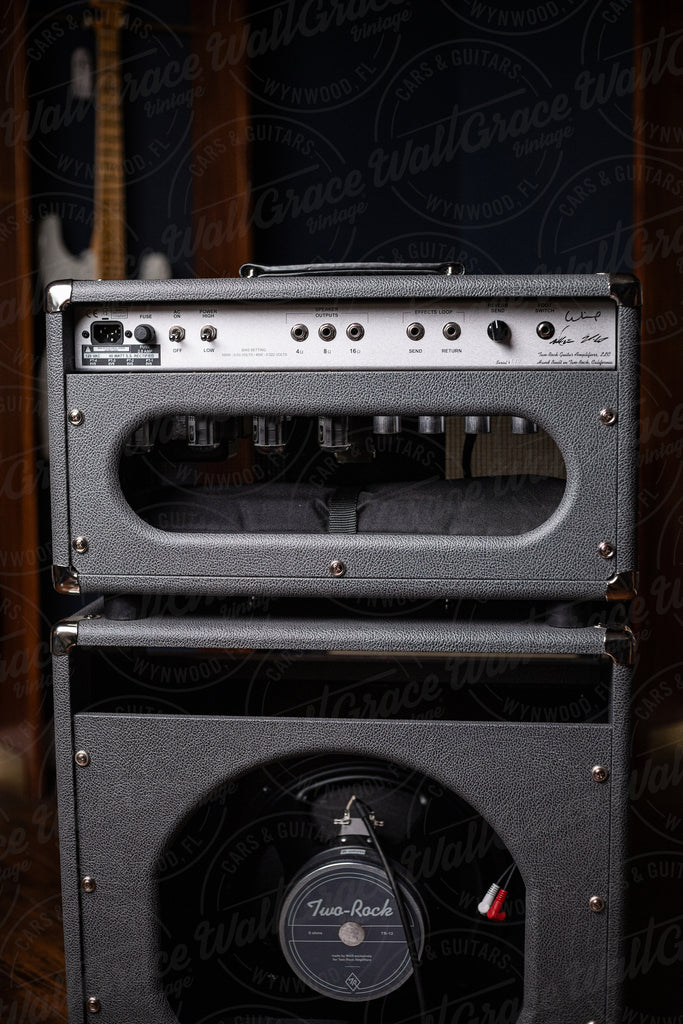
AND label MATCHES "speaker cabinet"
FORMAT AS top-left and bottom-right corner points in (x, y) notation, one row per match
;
(52, 605), (632, 1024)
